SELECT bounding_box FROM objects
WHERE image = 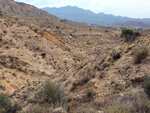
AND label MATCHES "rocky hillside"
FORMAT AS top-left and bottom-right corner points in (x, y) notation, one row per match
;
(1, 1), (150, 113)
(0, 0), (59, 20)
